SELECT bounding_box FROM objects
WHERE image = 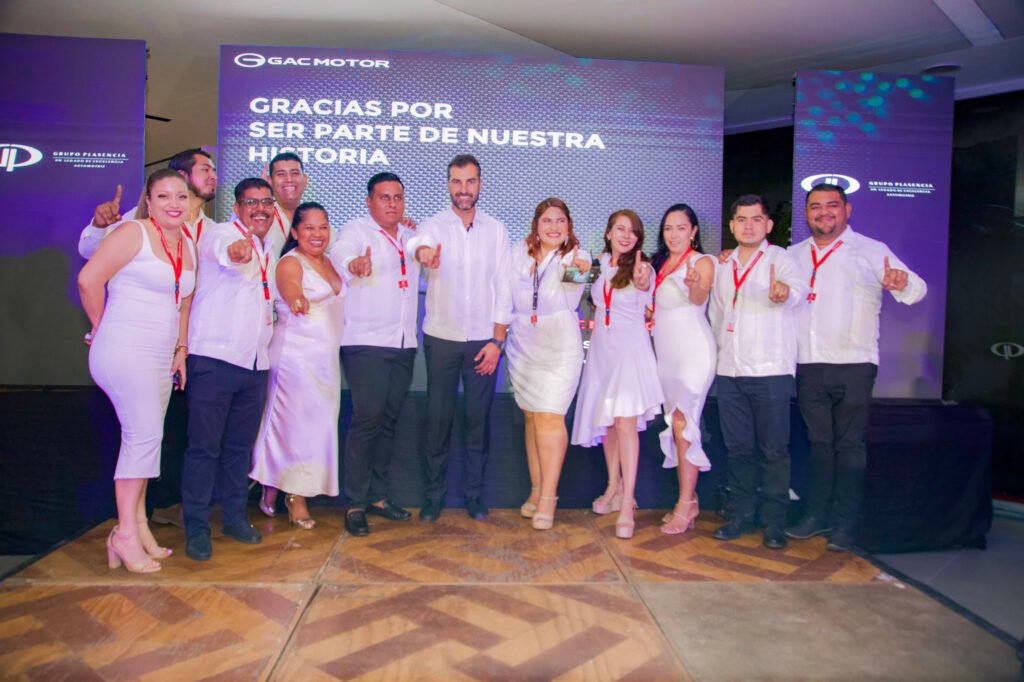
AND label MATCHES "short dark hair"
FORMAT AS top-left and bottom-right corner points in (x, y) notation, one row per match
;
(168, 148), (211, 176)
(367, 172), (404, 196)
(730, 194), (771, 218)
(234, 177), (272, 203)
(447, 154), (481, 178)
(269, 151), (304, 175)
(806, 182), (847, 204)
